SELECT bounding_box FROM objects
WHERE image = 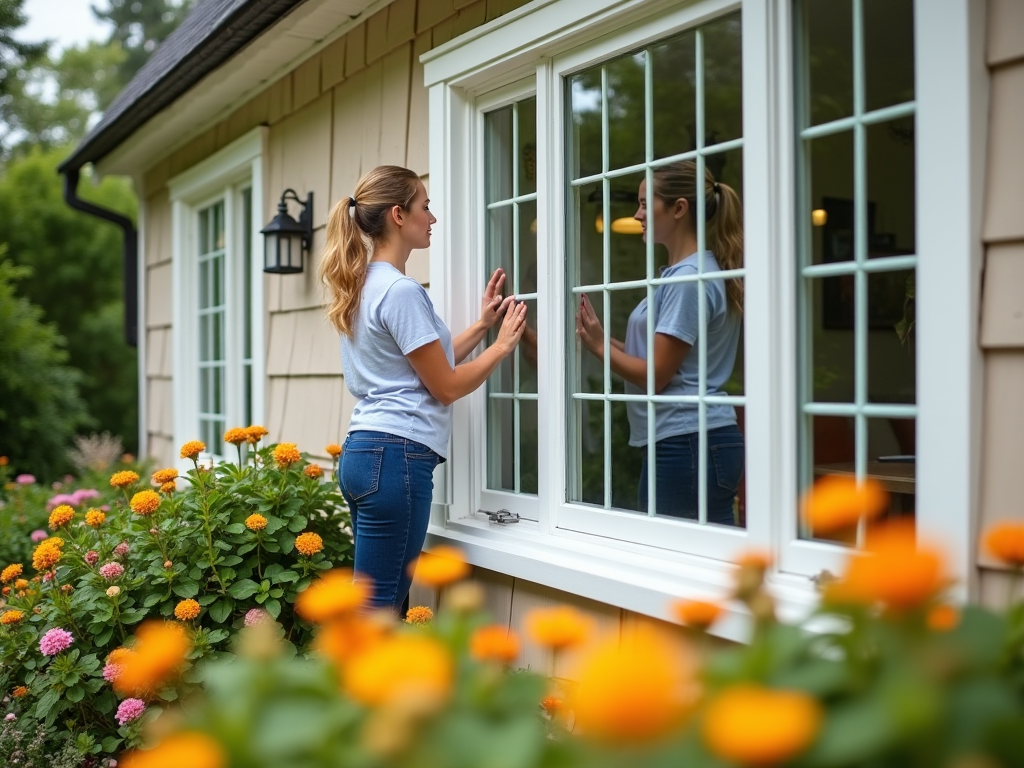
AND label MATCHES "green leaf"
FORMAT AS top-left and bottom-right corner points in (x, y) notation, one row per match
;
(264, 598), (282, 618)
(101, 736), (124, 753)
(142, 592), (163, 607)
(287, 516), (308, 533)
(95, 627), (114, 645)
(36, 687), (60, 718)
(220, 555), (243, 567)
(273, 569), (299, 584)
(228, 579), (260, 600)
(209, 598), (234, 624)
(224, 523), (245, 534)
(269, 588), (284, 598)
(66, 684), (85, 702)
